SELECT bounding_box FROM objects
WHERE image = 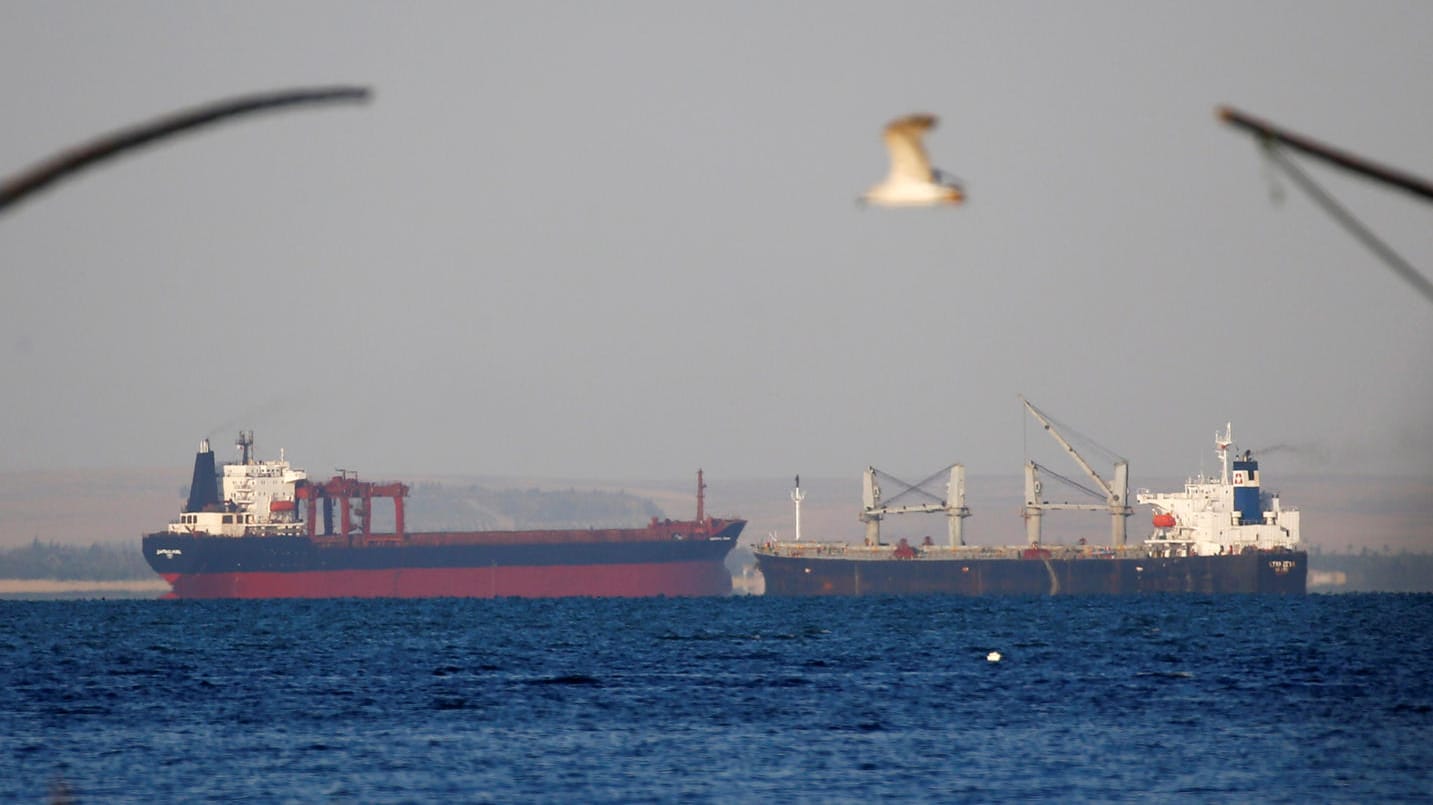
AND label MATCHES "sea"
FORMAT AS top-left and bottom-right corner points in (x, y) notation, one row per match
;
(2, 594), (1429, 803)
